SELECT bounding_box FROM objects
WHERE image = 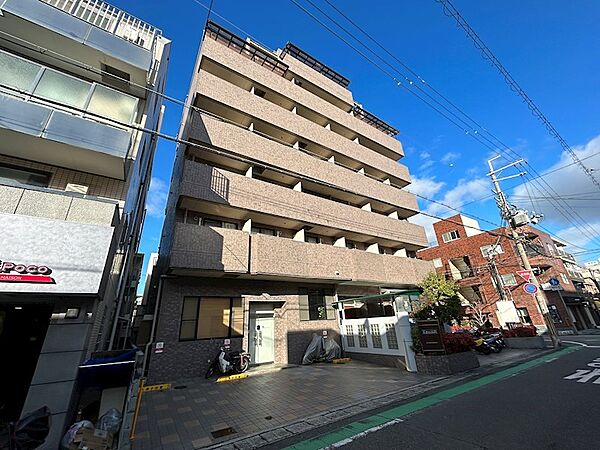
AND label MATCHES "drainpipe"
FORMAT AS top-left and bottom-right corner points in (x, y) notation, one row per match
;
(142, 274), (172, 375)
